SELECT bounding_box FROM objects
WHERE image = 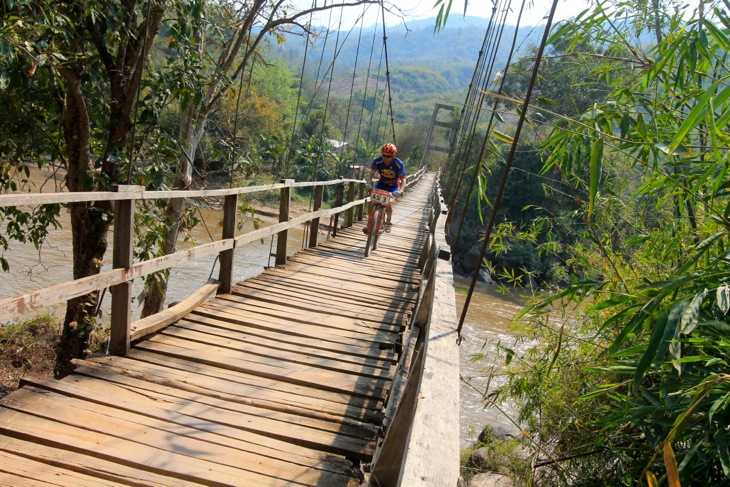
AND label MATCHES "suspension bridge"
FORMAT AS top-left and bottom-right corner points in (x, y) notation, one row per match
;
(0, 0), (561, 483)
(0, 171), (460, 486)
